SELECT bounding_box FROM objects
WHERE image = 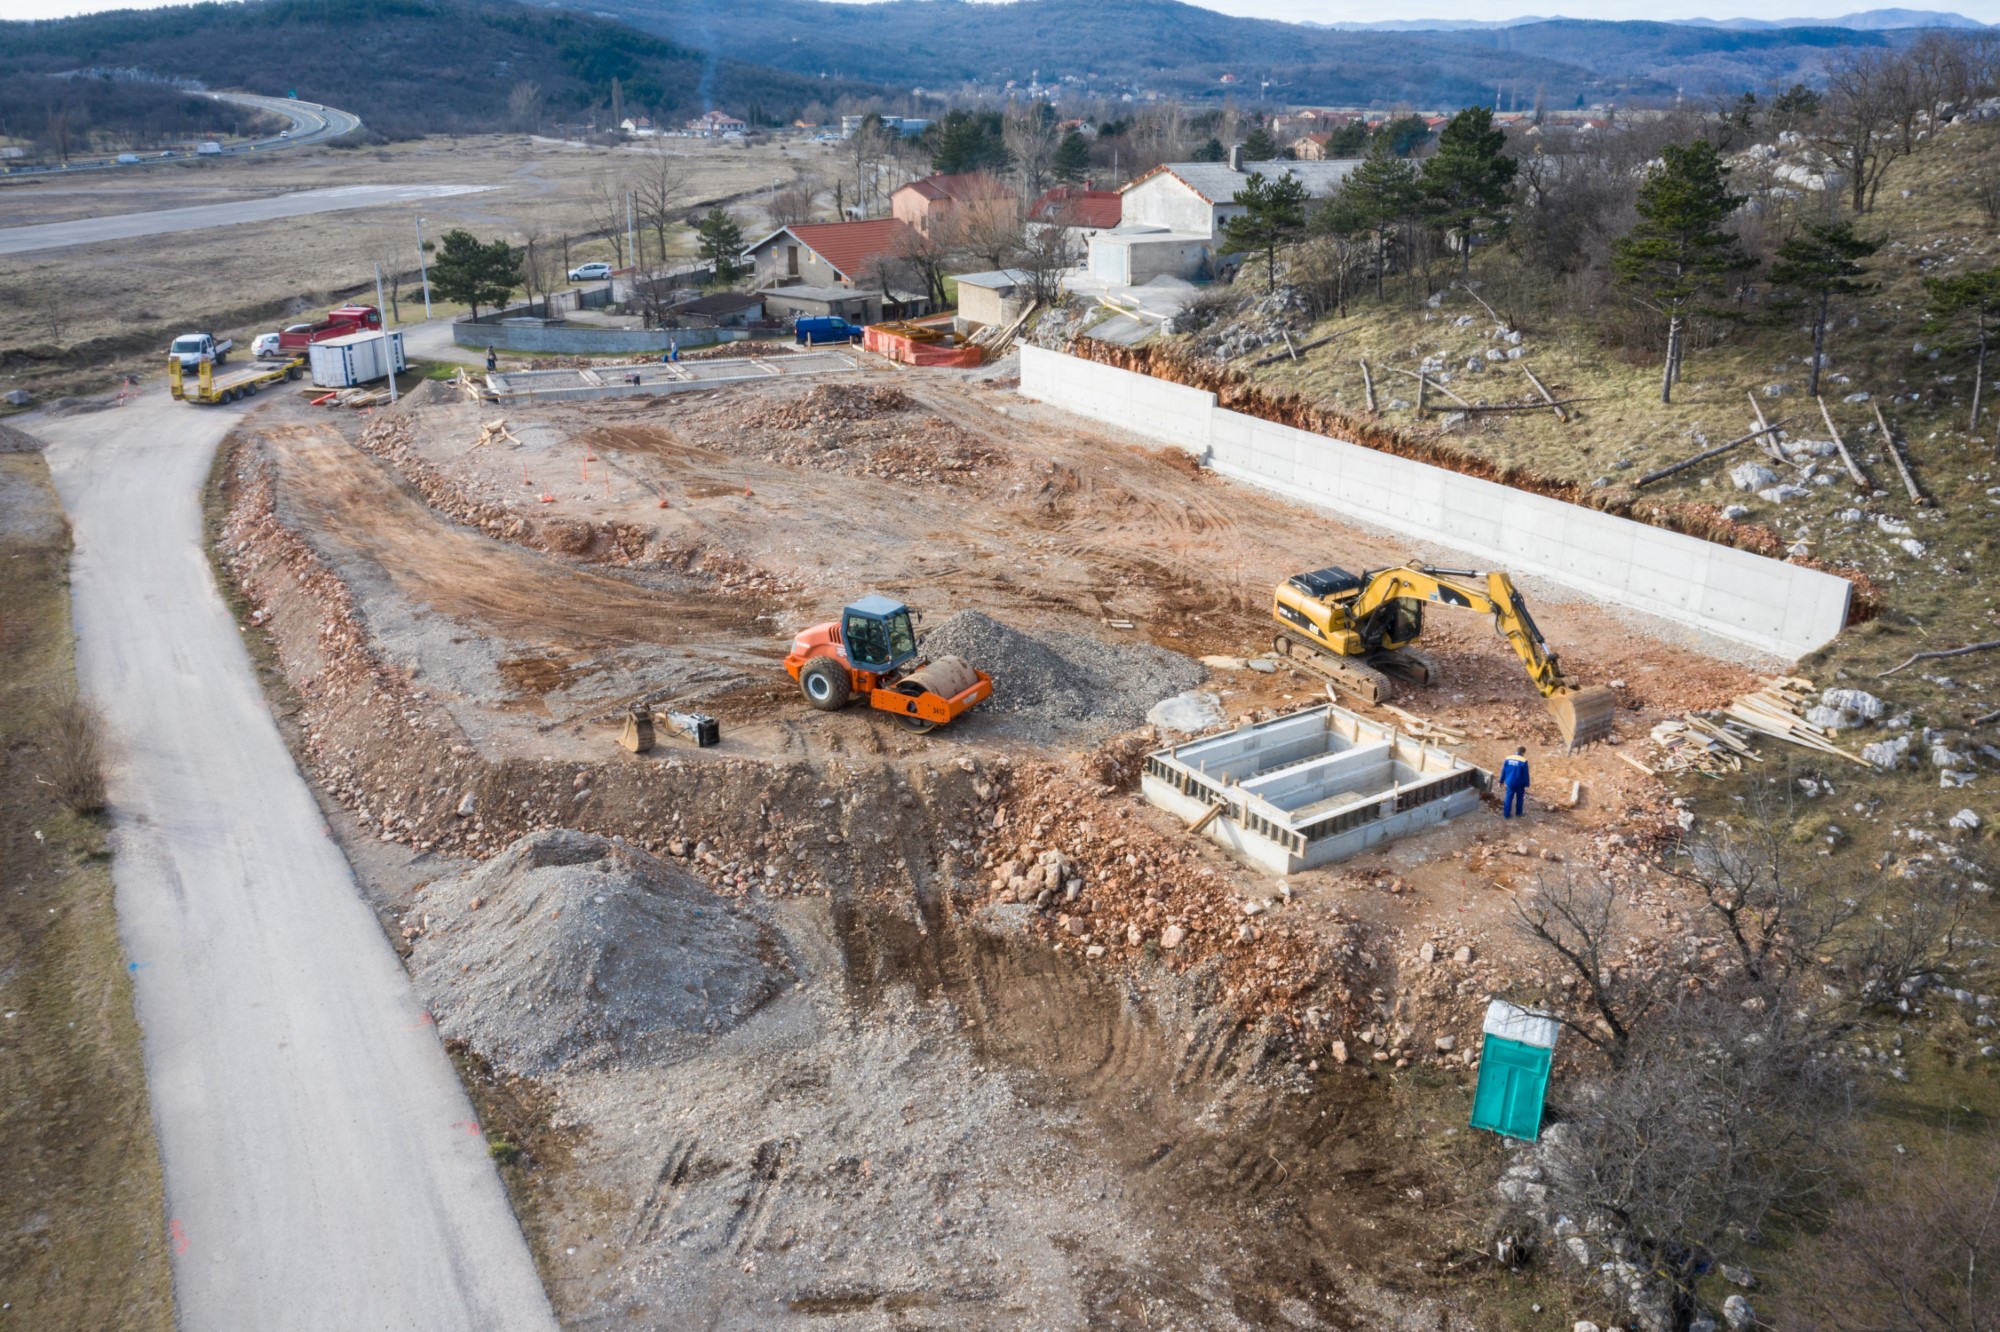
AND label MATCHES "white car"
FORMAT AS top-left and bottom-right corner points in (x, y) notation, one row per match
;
(252, 332), (284, 359)
(568, 262), (613, 281)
